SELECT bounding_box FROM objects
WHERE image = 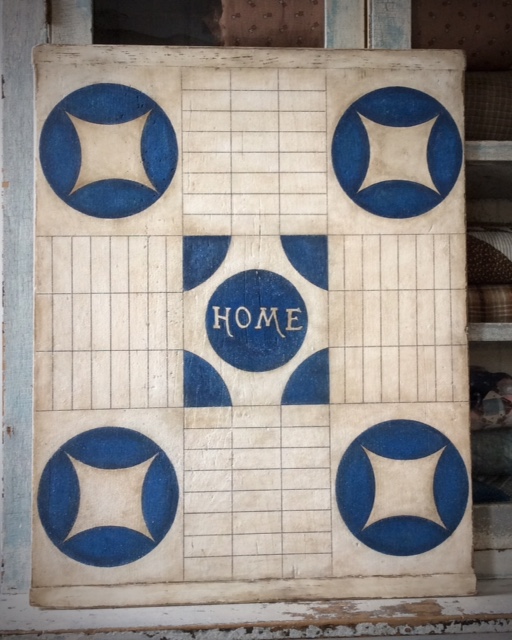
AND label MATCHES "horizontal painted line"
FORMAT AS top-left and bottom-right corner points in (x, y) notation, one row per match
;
(184, 488), (331, 494)
(183, 193), (326, 196)
(183, 530), (332, 538)
(183, 89), (326, 93)
(183, 552), (332, 558)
